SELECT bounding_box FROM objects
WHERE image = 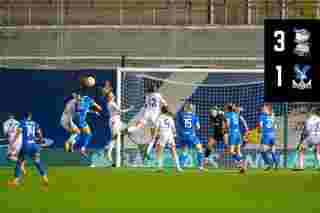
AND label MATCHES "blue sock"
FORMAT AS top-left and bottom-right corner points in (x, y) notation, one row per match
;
(14, 160), (22, 178)
(179, 152), (188, 167)
(34, 160), (46, 176)
(271, 151), (278, 166)
(82, 134), (92, 149)
(232, 154), (241, 162)
(197, 151), (204, 168)
(261, 151), (270, 165)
